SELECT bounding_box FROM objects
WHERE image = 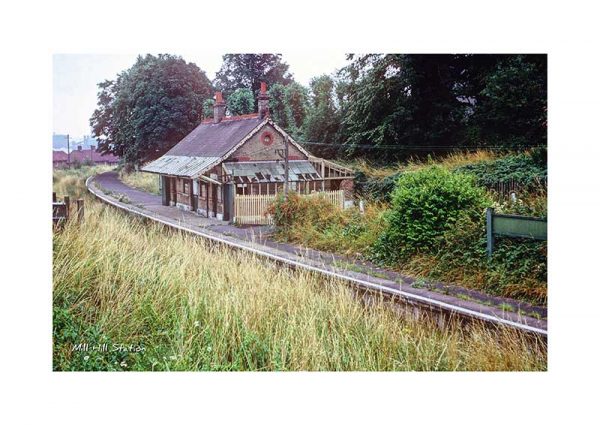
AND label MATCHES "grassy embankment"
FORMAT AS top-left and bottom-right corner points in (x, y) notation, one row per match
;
(53, 167), (546, 371)
(119, 169), (160, 195)
(271, 151), (548, 306)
